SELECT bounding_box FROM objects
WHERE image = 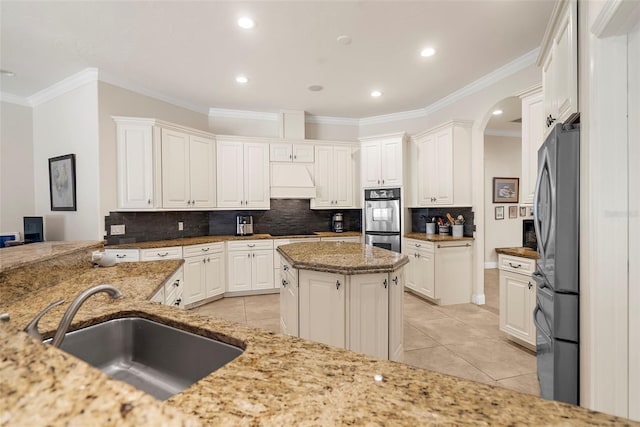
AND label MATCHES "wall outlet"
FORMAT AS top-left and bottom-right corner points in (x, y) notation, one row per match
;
(178, 221), (184, 231)
(110, 224), (125, 235)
